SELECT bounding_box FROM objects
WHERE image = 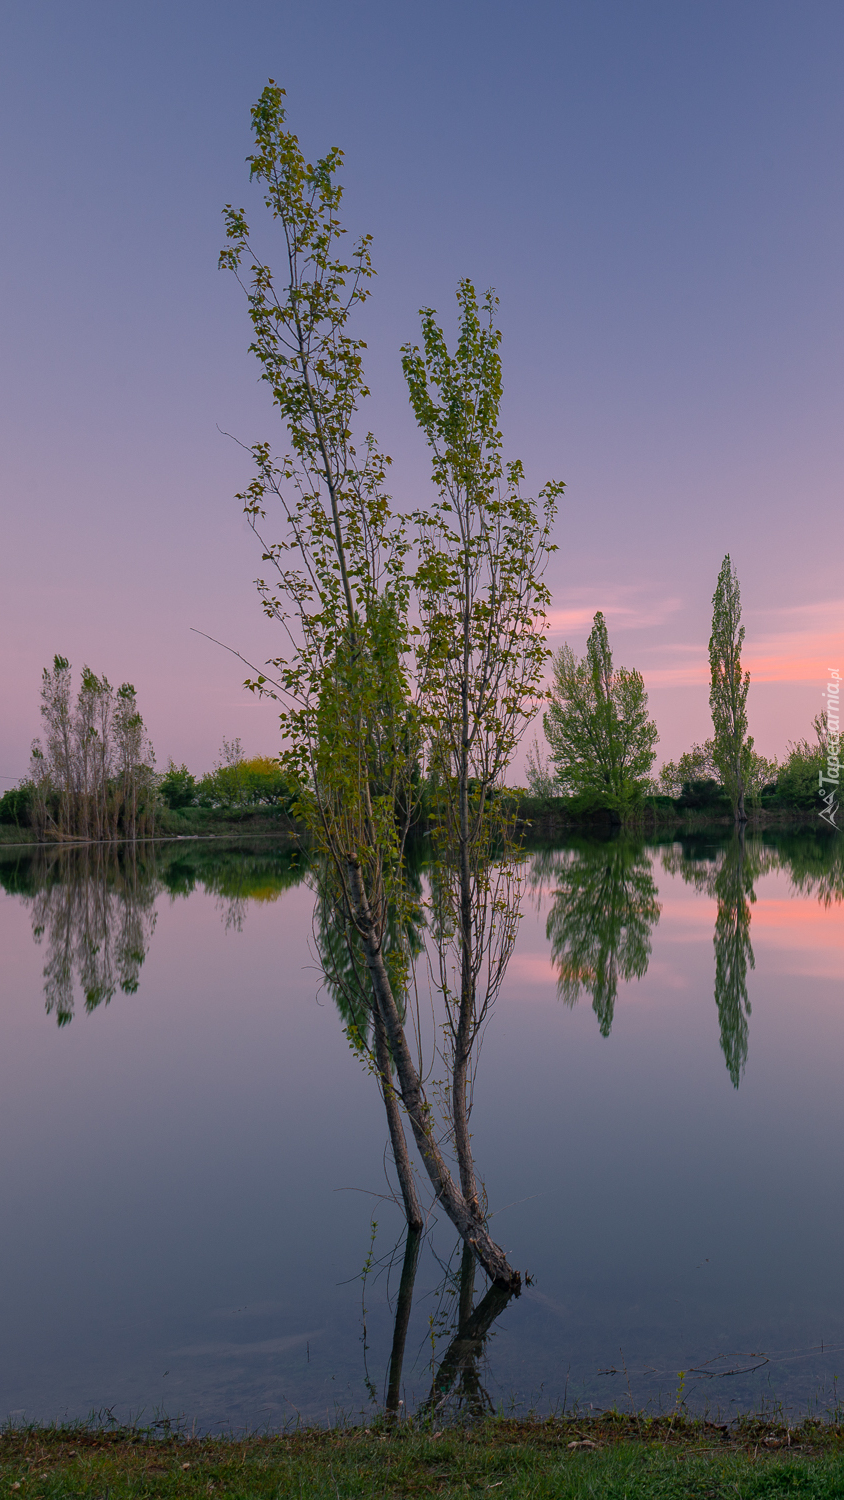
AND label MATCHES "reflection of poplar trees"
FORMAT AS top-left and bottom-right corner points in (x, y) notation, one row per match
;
(661, 836), (777, 1086)
(26, 846), (160, 1025)
(712, 839), (756, 1086)
(3, 841), (309, 1024)
(314, 863), (426, 1228)
(538, 841), (660, 1036)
